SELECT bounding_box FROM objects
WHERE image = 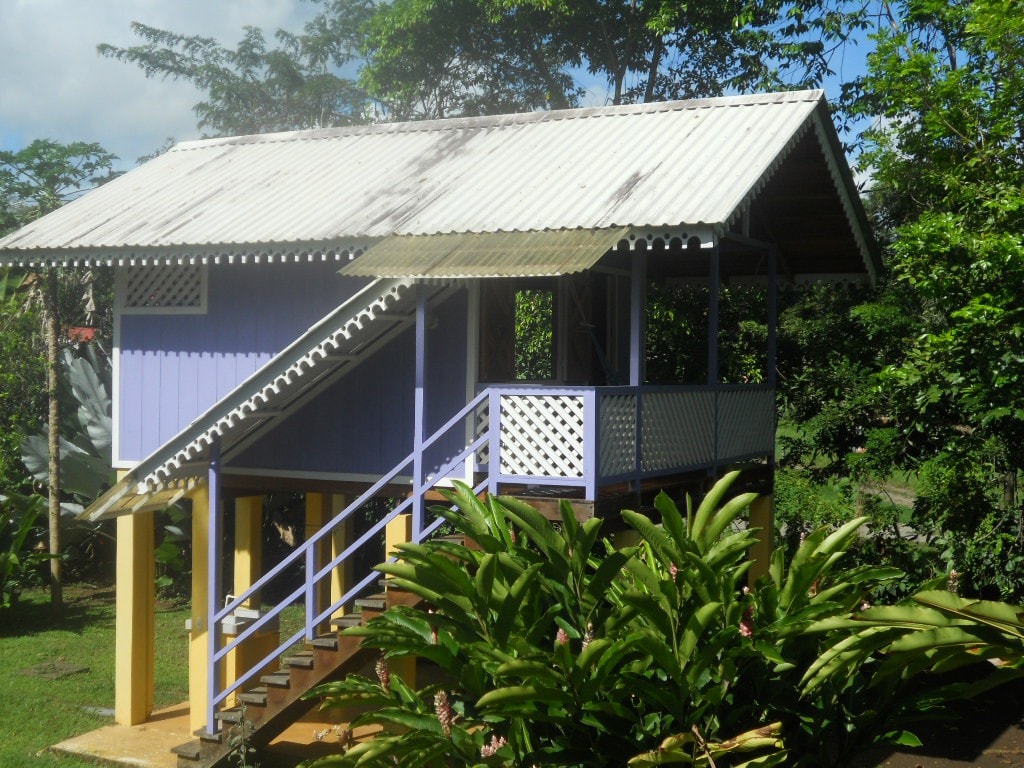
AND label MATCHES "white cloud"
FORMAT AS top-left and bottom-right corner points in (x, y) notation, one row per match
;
(0, 0), (317, 168)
